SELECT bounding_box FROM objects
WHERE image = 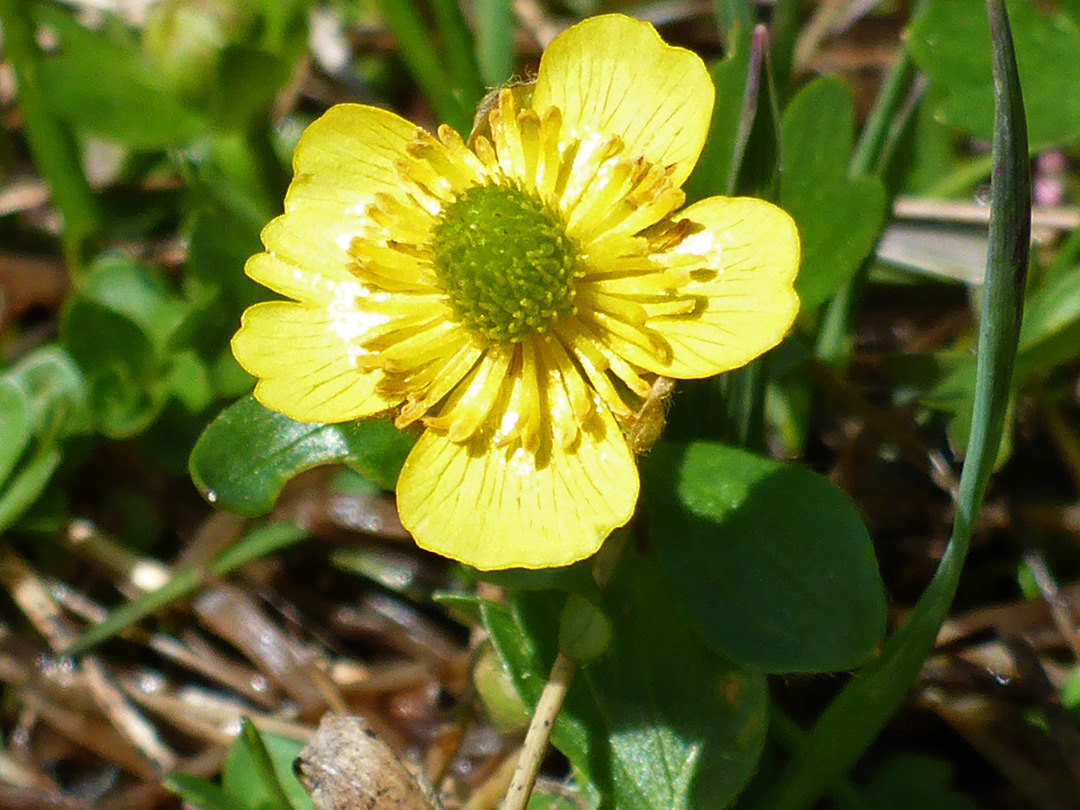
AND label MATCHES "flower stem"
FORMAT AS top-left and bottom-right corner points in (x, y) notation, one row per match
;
(498, 527), (632, 810)
(499, 651), (577, 810)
